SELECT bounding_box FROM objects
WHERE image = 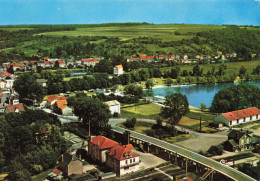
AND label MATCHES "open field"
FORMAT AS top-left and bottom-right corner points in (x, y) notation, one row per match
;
(117, 121), (154, 134)
(35, 24), (226, 42)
